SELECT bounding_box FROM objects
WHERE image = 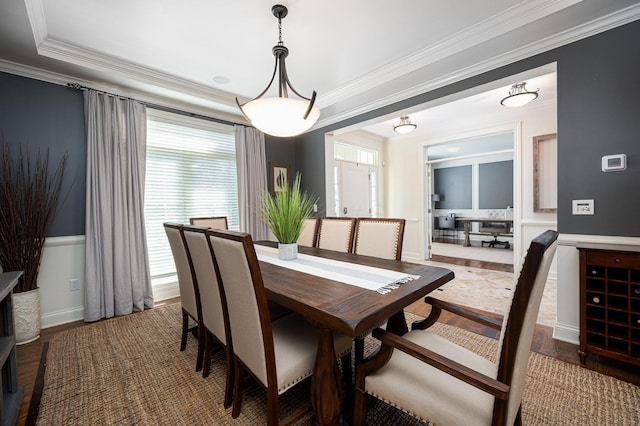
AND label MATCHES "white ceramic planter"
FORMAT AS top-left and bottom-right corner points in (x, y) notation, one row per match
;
(278, 243), (298, 260)
(13, 288), (41, 345)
